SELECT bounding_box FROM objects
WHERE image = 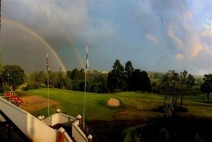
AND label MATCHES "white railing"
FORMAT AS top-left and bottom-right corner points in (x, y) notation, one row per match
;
(44, 113), (76, 126)
(0, 96), (91, 142)
(0, 97), (58, 142)
(72, 120), (88, 142)
(64, 132), (73, 142)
